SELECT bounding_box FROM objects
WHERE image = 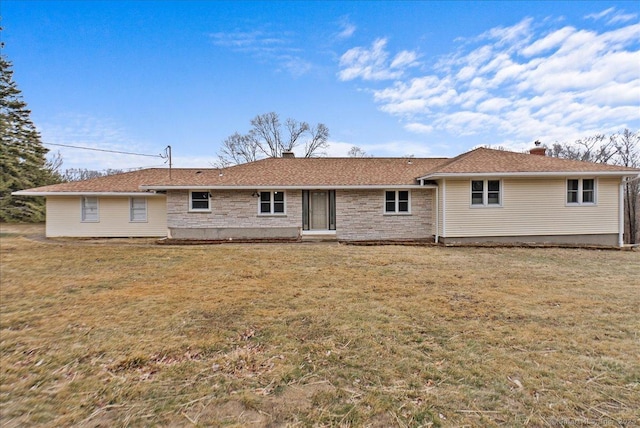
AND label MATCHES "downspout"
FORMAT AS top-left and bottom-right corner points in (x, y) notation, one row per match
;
(619, 178), (624, 248)
(435, 184), (439, 243)
(442, 179), (446, 242)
